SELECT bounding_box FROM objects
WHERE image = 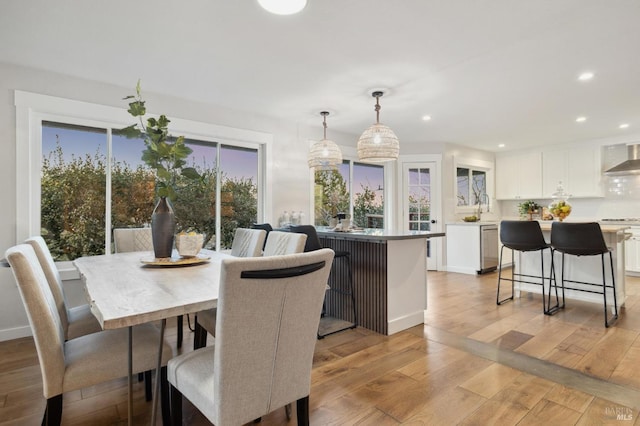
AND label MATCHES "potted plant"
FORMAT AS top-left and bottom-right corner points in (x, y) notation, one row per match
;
(518, 200), (540, 220)
(121, 81), (201, 258)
